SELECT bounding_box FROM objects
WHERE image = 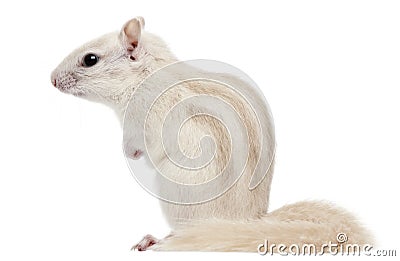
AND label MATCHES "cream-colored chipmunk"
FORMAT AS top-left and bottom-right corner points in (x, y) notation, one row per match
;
(51, 17), (373, 252)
